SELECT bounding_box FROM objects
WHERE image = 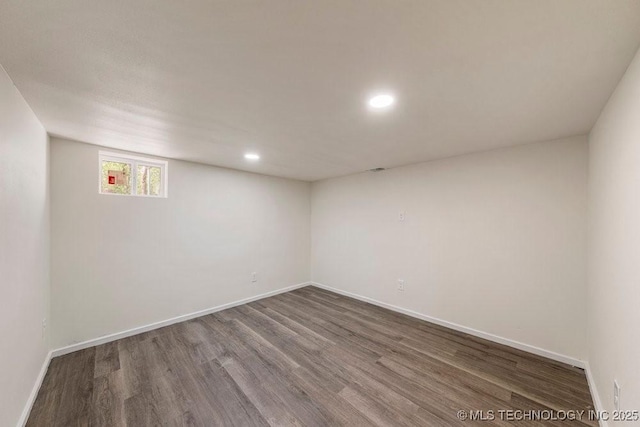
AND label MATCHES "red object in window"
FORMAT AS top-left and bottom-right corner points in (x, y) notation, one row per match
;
(108, 176), (116, 185)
